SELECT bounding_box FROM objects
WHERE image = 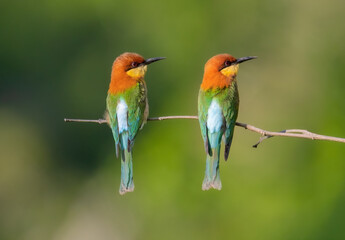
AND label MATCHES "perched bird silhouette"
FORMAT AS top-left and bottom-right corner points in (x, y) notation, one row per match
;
(106, 52), (165, 195)
(198, 53), (256, 190)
